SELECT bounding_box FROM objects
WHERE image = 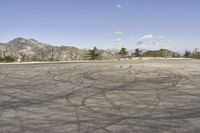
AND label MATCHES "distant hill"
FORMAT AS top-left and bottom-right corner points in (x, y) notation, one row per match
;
(142, 49), (180, 58)
(0, 37), (117, 62)
(0, 37), (88, 61)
